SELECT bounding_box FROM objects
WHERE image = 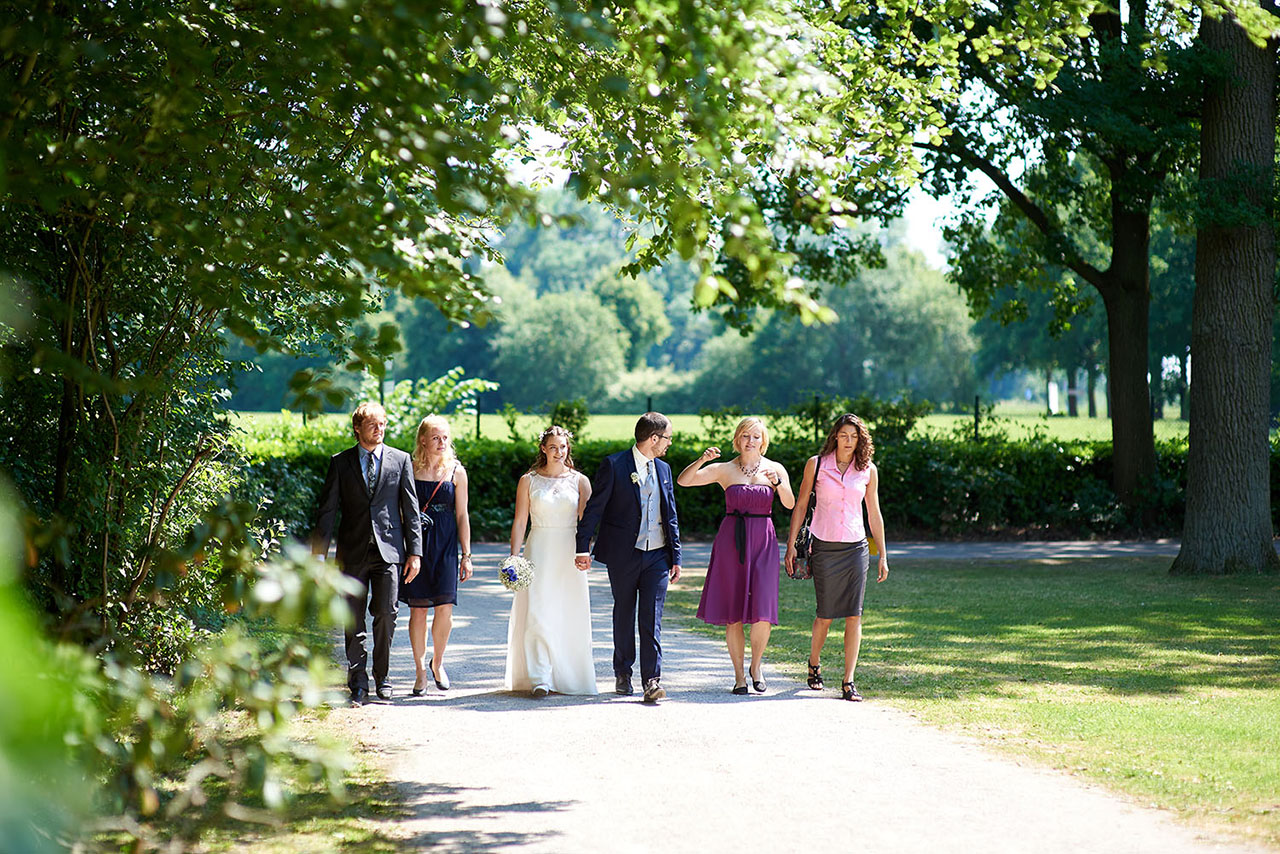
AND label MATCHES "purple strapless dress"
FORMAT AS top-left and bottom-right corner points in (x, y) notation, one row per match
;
(696, 484), (780, 626)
